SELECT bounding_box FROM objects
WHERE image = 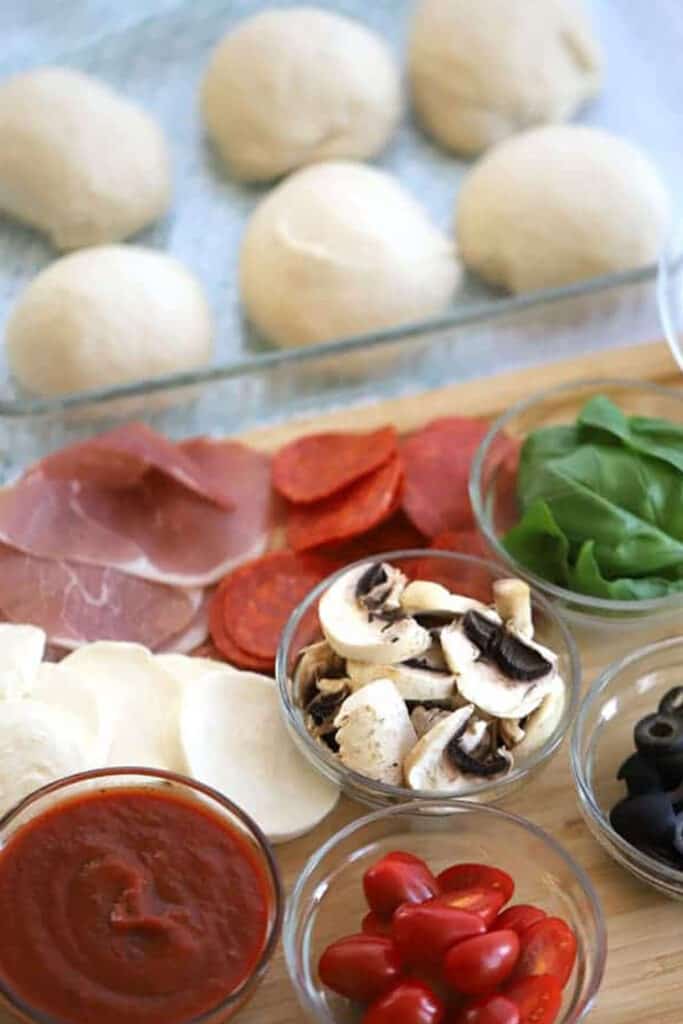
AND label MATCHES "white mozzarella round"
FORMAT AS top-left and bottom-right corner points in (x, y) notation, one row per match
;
(0, 624), (46, 700)
(29, 662), (113, 763)
(180, 668), (338, 843)
(0, 699), (92, 815)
